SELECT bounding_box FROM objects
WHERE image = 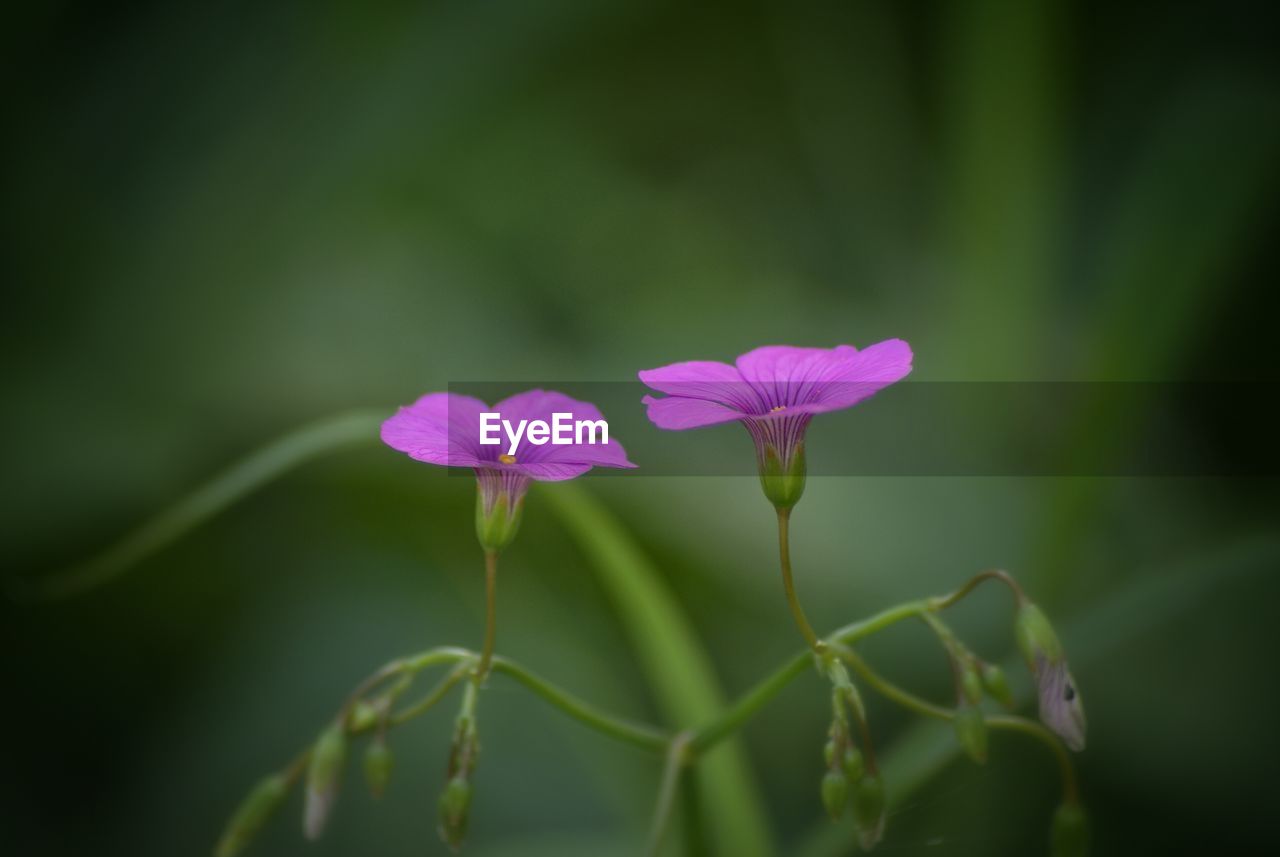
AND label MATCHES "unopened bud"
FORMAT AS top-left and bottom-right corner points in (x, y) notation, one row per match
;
(842, 746), (865, 784)
(1050, 801), (1090, 857)
(347, 700), (380, 733)
(981, 663), (1014, 708)
(303, 724), (347, 840)
(821, 770), (848, 820)
(363, 737), (394, 798)
(214, 774), (288, 857)
(960, 661), (984, 706)
(852, 774), (886, 851)
(438, 776), (473, 851)
(823, 738), (838, 767)
(1015, 602), (1064, 668)
(954, 705), (988, 764)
